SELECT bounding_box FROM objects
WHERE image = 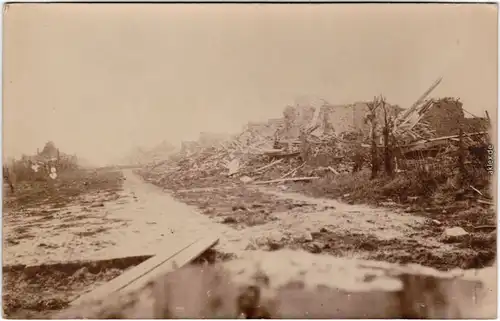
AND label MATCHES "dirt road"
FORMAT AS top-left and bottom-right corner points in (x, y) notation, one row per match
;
(4, 170), (234, 266)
